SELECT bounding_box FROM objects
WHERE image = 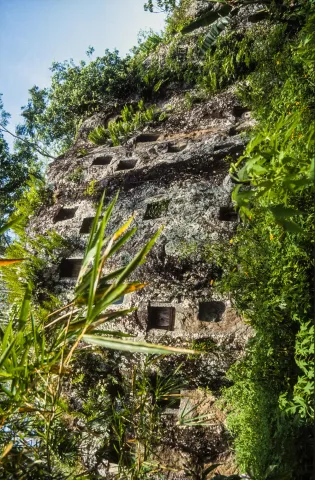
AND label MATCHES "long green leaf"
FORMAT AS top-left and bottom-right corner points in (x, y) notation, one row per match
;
(201, 14), (231, 54)
(0, 337), (17, 369)
(269, 204), (304, 219)
(75, 227), (136, 298)
(67, 308), (135, 332)
(82, 335), (195, 355)
(19, 285), (32, 330)
(85, 190), (105, 254)
(31, 313), (38, 359)
(0, 216), (23, 236)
